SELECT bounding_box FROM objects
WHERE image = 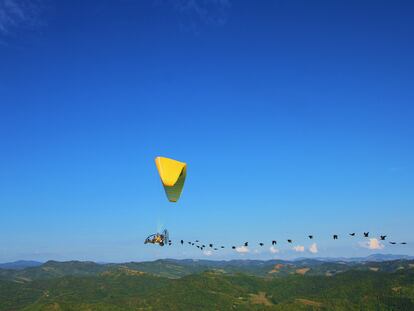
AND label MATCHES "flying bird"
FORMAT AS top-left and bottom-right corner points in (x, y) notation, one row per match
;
(232, 246), (236, 249)
(364, 232), (369, 237)
(188, 242), (191, 245)
(181, 240), (184, 245)
(389, 242), (397, 245)
(196, 246), (200, 249)
(380, 235), (387, 240)
(209, 244), (213, 248)
(333, 235), (338, 240)
(259, 243), (264, 246)
(214, 248), (218, 250)
(244, 242), (248, 247)
(272, 240), (277, 245)
(287, 239), (292, 243)
(401, 242), (407, 245)
(349, 233), (355, 236)
(221, 246), (225, 248)
(308, 235), (313, 239)
(195, 240), (199, 242)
